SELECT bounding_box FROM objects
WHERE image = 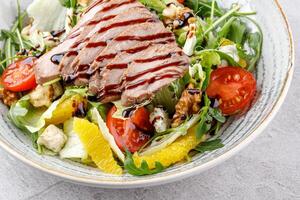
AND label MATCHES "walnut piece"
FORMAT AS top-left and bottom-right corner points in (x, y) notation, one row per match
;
(0, 88), (19, 107)
(171, 83), (201, 128)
